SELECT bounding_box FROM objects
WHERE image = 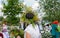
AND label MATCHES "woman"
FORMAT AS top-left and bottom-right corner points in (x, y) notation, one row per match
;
(24, 13), (42, 38)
